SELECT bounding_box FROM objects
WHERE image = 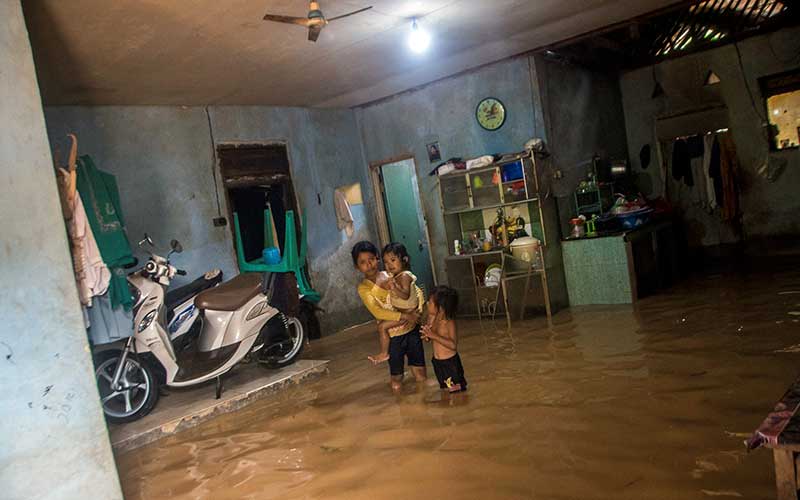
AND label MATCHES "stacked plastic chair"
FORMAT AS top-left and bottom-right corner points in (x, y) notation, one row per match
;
(233, 209), (321, 303)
